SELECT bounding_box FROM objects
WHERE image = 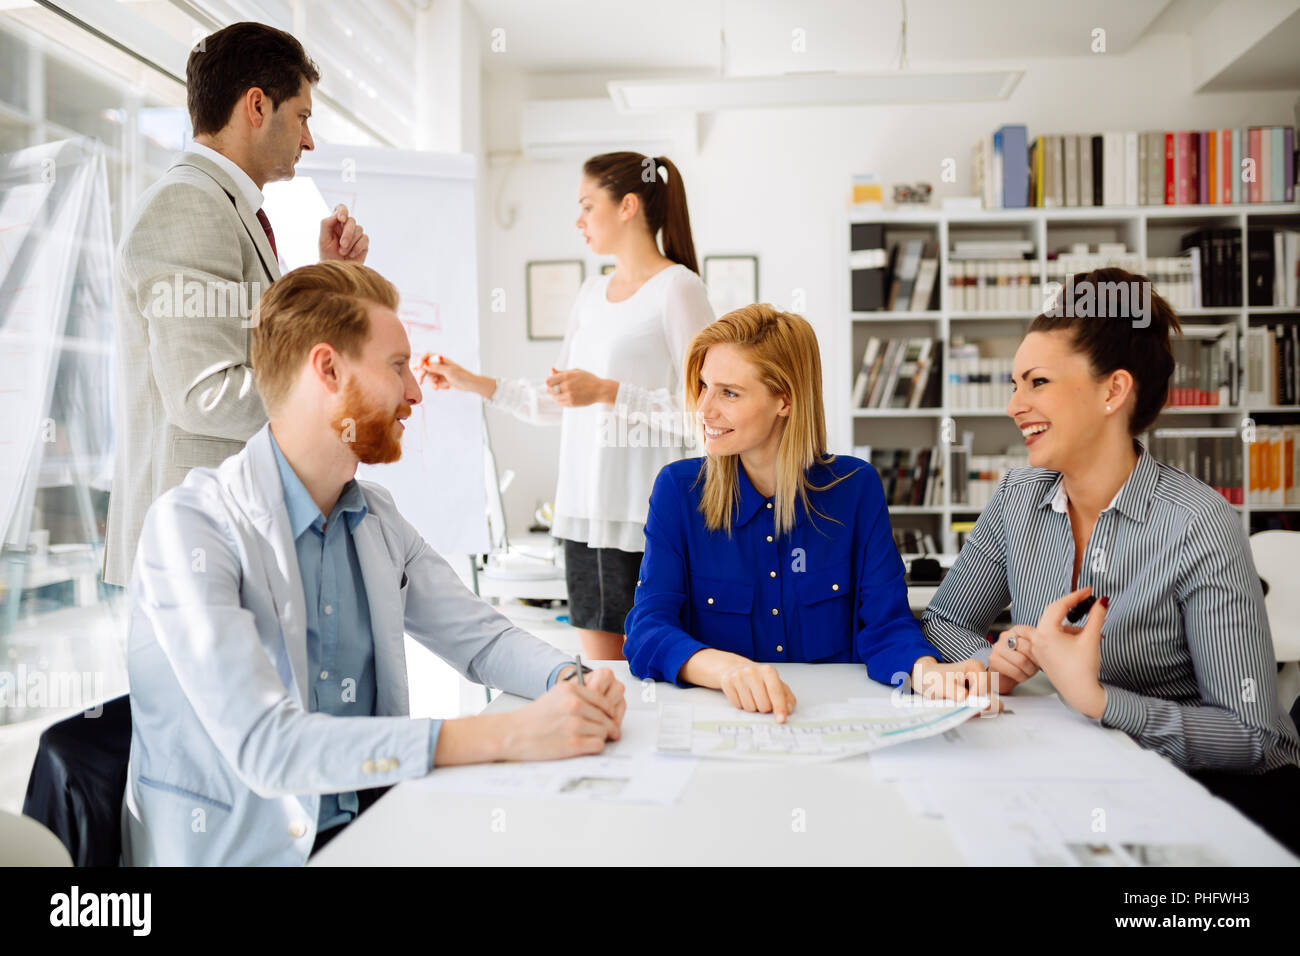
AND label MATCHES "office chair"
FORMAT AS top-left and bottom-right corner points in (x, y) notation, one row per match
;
(0, 809), (72, 866)
(1249, 530), (1300, 716)
(22, 693), (131, 867)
